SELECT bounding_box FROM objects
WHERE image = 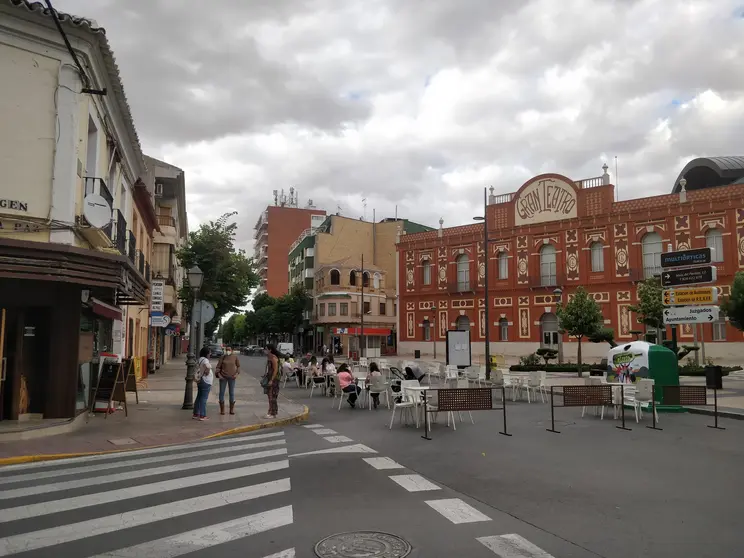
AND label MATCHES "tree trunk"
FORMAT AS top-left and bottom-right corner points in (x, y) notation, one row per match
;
(577, 336), (583, 378)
